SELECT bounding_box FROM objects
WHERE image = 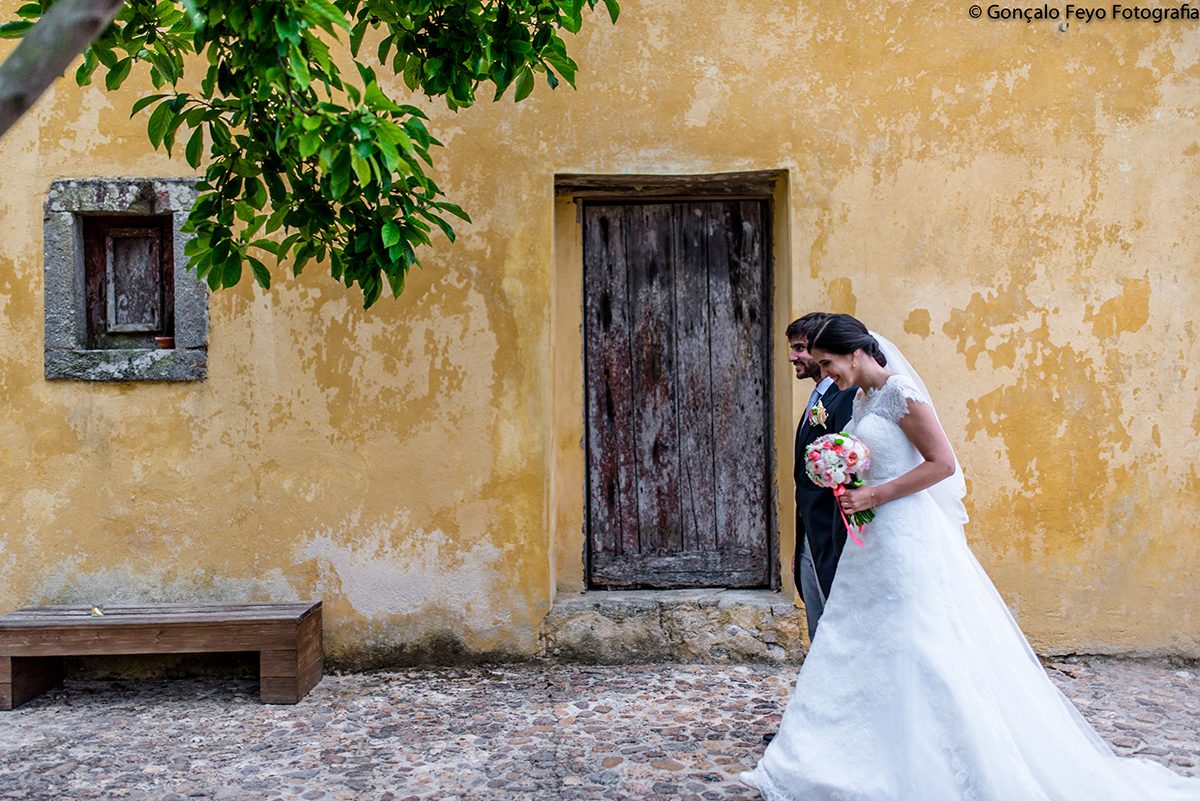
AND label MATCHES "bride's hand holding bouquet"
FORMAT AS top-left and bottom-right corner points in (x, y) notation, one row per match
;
(805, 432), (875, 545)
